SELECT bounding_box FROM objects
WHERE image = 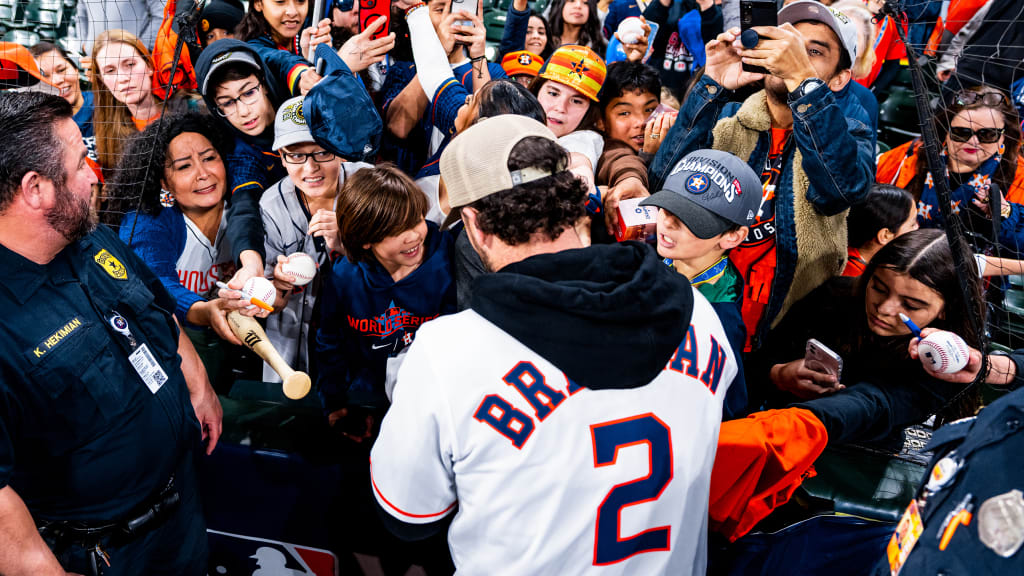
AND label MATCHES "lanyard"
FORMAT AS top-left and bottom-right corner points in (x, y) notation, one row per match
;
(690, 256), (730, 287)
